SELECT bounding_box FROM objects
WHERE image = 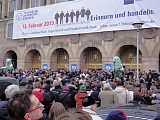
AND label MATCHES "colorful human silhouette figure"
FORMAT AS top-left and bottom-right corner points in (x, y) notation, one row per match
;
(55, 12), (60, 24)
(85, 8), (91, 21)
(76, 10), (80, 22)
(80, 7), (85, 22)
(60, 11), (64, 24)
(65, 11), (70, 24)
(70, 10), (75, 23)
